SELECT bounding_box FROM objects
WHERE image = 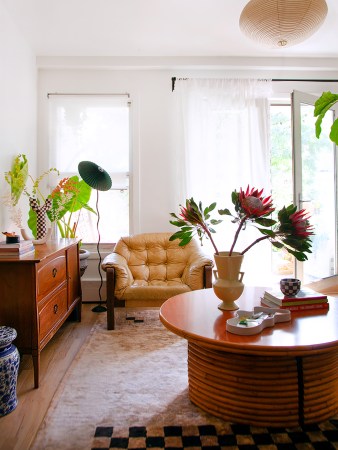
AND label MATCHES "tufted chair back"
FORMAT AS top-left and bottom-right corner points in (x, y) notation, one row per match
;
(102, 232), (214, 329)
